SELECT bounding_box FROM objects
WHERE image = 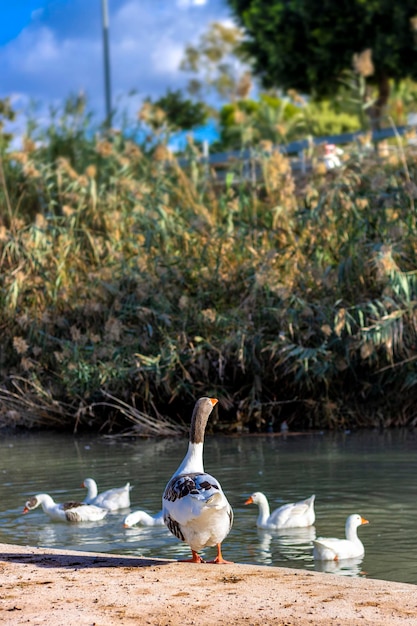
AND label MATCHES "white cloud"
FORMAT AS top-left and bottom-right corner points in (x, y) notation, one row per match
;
(177, 0), (208, 7)
(150, 41), (184, 75)
(0, 0), (232, 130)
